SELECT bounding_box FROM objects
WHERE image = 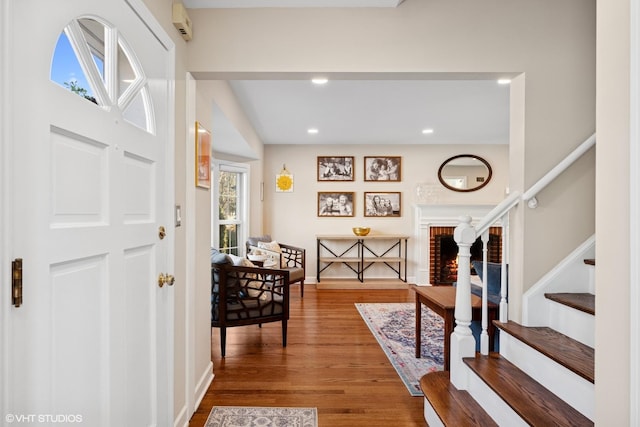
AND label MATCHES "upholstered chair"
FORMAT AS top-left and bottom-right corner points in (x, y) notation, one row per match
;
(211, 249), (290, 357)
(246, 235), (306, 297)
